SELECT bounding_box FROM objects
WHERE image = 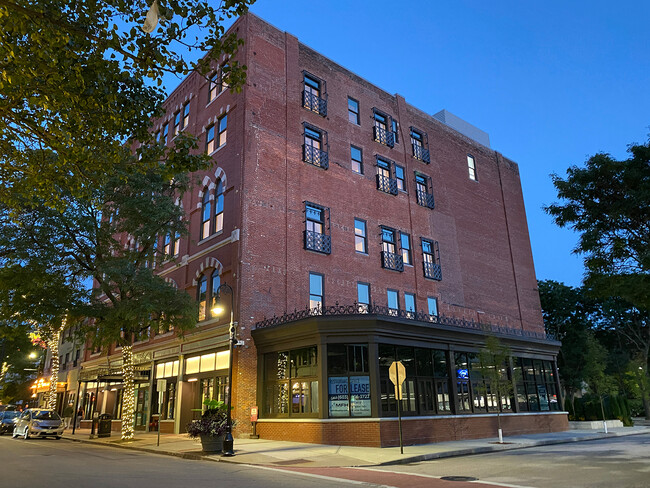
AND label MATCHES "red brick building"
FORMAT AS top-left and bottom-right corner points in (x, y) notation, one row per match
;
(80, 13), (565, 446)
